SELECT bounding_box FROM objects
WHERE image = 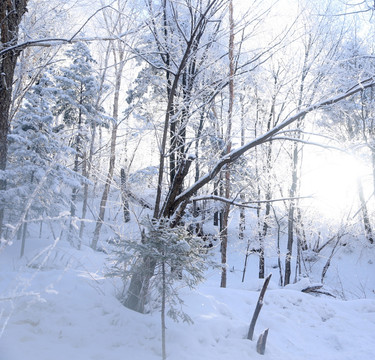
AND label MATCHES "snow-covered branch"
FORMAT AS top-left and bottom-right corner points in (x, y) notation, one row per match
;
(191, 194), (313, 208)
(191, 195), (259, 209)
(267, 137), (346, 152)
(171, 77), (375, 217)
(0, 5), (143, 57)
